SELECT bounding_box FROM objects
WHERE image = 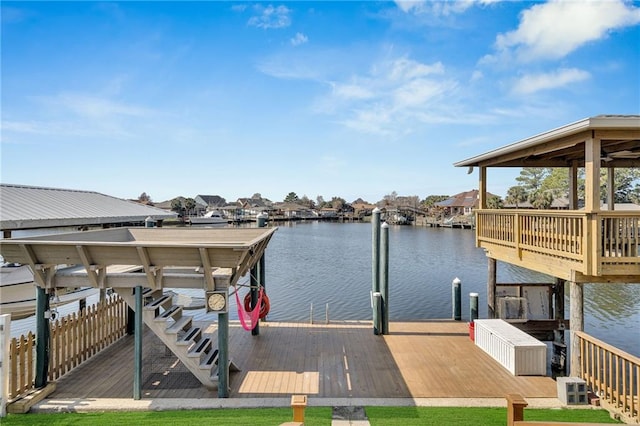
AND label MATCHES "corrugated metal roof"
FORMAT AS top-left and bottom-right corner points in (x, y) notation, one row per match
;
(0, 184), (176, 231)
